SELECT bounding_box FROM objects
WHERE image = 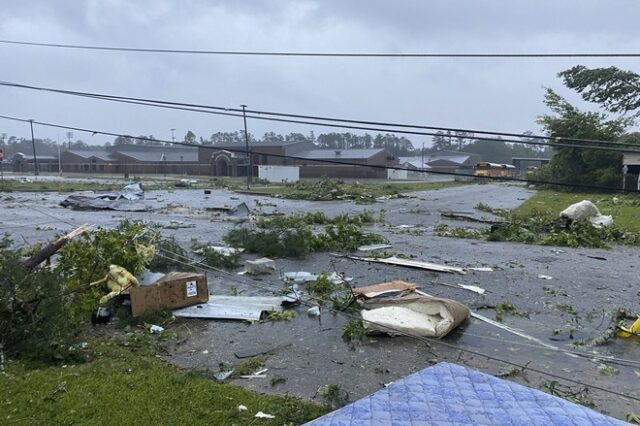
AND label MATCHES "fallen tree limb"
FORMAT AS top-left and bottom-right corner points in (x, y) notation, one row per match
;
(587, 307), (635, 346)
(440, 212), (503, 224)
(20, 224), (91, 272)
